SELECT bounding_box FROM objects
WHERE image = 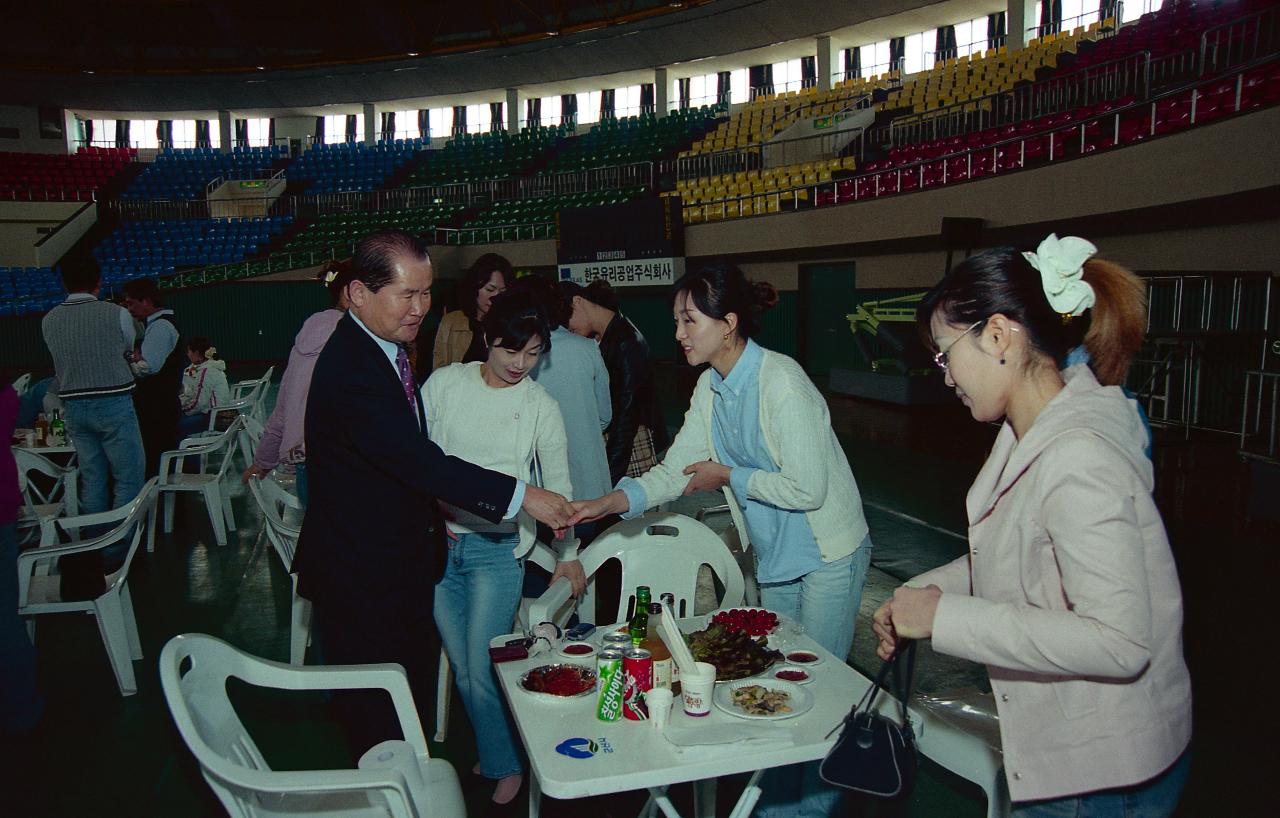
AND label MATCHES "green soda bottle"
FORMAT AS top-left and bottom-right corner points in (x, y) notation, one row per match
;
(629, 585), (652, 647)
